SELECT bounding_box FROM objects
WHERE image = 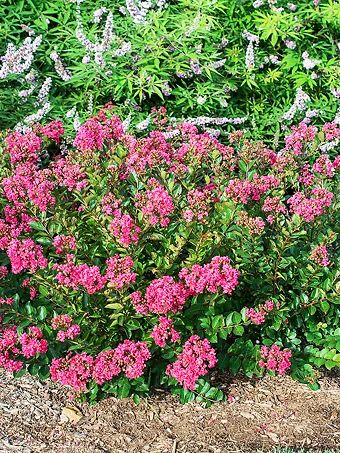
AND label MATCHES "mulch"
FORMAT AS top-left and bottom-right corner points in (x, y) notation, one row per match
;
(0, 370), (339, 453)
